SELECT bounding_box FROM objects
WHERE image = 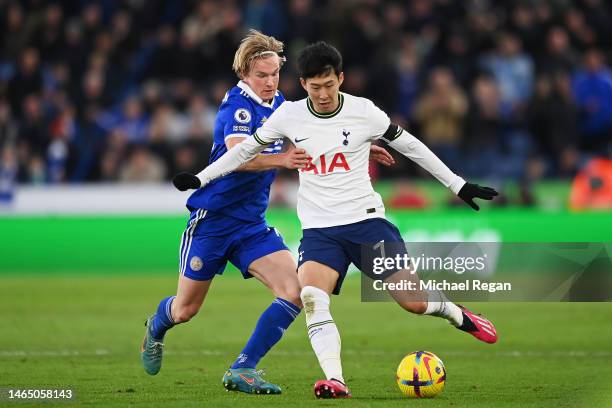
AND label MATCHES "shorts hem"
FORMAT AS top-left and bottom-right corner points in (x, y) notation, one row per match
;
(182, 271), (216, 281)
